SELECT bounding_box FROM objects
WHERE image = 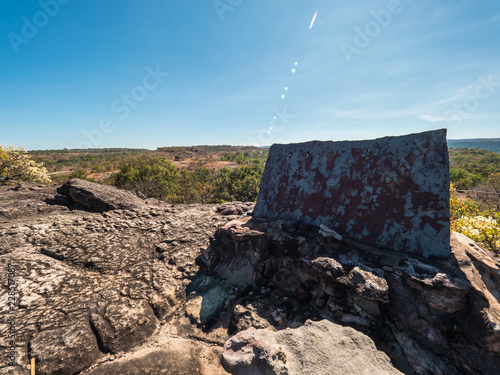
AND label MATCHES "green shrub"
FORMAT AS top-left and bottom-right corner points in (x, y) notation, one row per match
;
(114, 155), (180, 200)
(212, 164), (264, 203)
(454, 215), (500, 253)
(111, 155), (265, 204)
